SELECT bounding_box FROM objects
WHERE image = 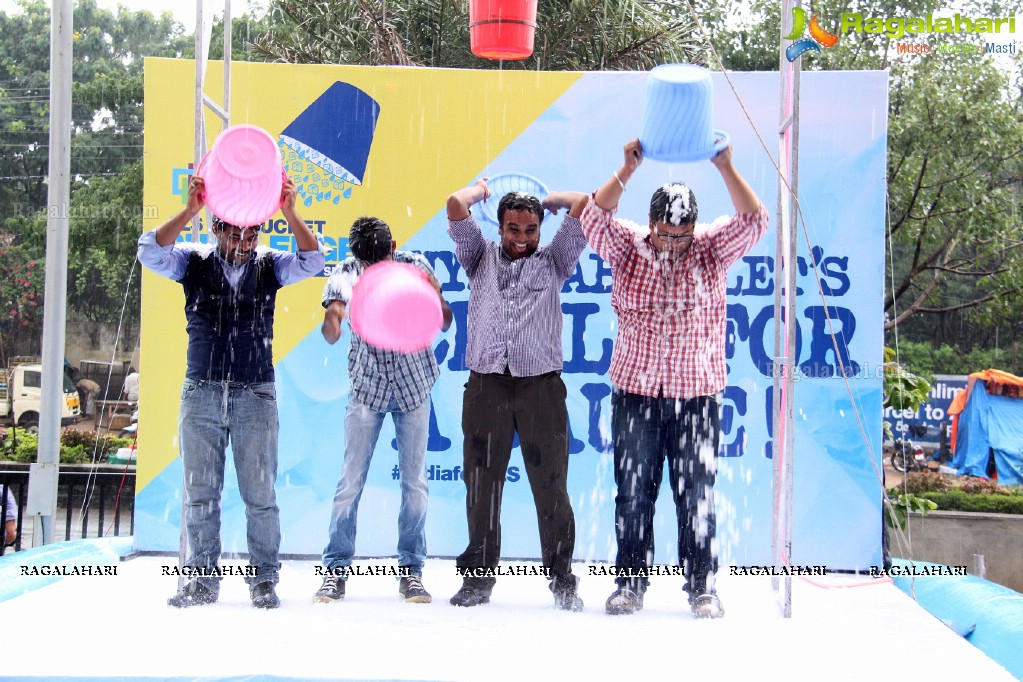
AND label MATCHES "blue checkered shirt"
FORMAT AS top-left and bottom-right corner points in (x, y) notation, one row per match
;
(448, 214), (586, 376)
(322, 251), (440, 412)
